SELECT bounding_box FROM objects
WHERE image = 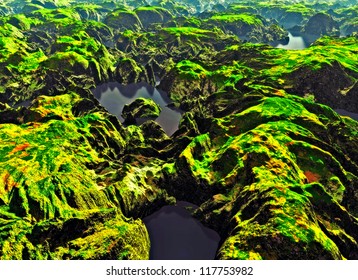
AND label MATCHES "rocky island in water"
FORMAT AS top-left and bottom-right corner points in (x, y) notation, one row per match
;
(0, 0), (357, 260)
